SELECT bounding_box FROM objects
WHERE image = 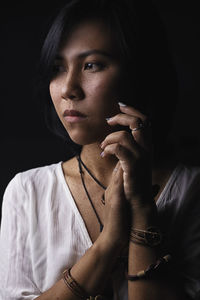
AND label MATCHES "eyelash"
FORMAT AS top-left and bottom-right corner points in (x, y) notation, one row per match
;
(52, 61), (106, 76)
(83, 62), (106, 72)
